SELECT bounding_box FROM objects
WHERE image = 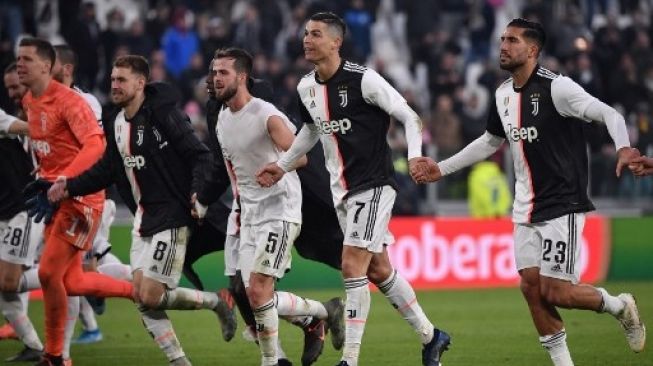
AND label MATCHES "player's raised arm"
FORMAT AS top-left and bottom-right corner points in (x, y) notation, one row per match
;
(550, 75), (637, 176)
